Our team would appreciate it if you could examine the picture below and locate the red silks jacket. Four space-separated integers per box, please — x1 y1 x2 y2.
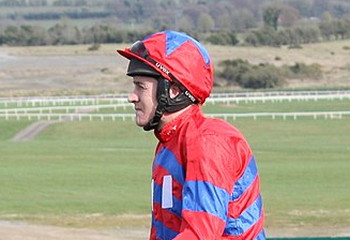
150 105 266 240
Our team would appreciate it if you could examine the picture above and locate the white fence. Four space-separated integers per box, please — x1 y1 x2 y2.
0 103 131 114
0 113 135 121
206 91 350 104
1 90 350 107
207 111 350 120
209 90 350 98
0 96 128 108
0 91 349 121
1 111 349 122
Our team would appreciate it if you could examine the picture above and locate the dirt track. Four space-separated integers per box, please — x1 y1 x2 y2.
0 220 149 240
1 220 350 240
11 107 97 141
0 47 131 95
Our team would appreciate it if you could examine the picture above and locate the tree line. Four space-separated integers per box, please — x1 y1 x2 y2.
1 0 350 32
0 23 239 46
0 0 87 7
1 0 350 47
1 17 350 47
243 4 350 47
246 18 350 47
9 10 113 21
0 24 153 46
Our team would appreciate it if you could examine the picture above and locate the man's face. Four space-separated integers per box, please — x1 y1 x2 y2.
128 76 158 127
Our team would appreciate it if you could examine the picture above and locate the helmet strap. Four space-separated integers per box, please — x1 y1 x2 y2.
143 77 198 131
142 78 170 131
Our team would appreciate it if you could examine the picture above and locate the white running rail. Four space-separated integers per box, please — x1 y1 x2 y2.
1 111 349 121
1 90 350 107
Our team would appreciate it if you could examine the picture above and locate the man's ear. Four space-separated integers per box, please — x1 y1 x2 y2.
169 84 181 99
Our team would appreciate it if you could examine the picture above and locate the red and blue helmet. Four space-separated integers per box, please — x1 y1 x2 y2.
117 30 214 104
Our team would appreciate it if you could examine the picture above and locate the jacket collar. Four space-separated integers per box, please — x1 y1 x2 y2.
155 105 200 142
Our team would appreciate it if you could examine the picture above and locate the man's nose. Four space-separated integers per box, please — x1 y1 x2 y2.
128 92 138 103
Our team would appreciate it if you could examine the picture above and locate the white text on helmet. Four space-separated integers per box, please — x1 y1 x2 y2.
184 90 197 103
155 62 170 75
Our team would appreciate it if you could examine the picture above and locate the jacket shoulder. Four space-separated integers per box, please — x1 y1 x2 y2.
198 117 245 140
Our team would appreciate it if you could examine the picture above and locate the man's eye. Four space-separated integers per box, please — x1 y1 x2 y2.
137 83 146 90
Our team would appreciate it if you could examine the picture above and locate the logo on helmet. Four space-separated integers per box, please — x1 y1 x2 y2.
184 90 197 103
155 62 170 75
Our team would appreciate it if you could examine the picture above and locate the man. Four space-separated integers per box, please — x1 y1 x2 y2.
117 30 266 240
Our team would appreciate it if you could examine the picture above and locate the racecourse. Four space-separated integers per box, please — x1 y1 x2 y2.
0 94 349 237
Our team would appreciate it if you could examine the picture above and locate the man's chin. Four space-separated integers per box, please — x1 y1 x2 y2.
135 118 149 127
136 122 146 127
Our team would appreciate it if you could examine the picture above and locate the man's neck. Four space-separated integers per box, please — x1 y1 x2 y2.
157 105 194 131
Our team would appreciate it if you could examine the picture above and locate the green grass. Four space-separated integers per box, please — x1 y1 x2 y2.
0 101 349 229
203 99 350 113
0 121 156 214
0 120 34 140
231 118 350 228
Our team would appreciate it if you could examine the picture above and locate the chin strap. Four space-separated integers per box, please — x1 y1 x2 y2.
143 77 198 131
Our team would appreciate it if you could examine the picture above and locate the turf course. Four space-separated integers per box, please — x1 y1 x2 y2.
0 99 349 232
